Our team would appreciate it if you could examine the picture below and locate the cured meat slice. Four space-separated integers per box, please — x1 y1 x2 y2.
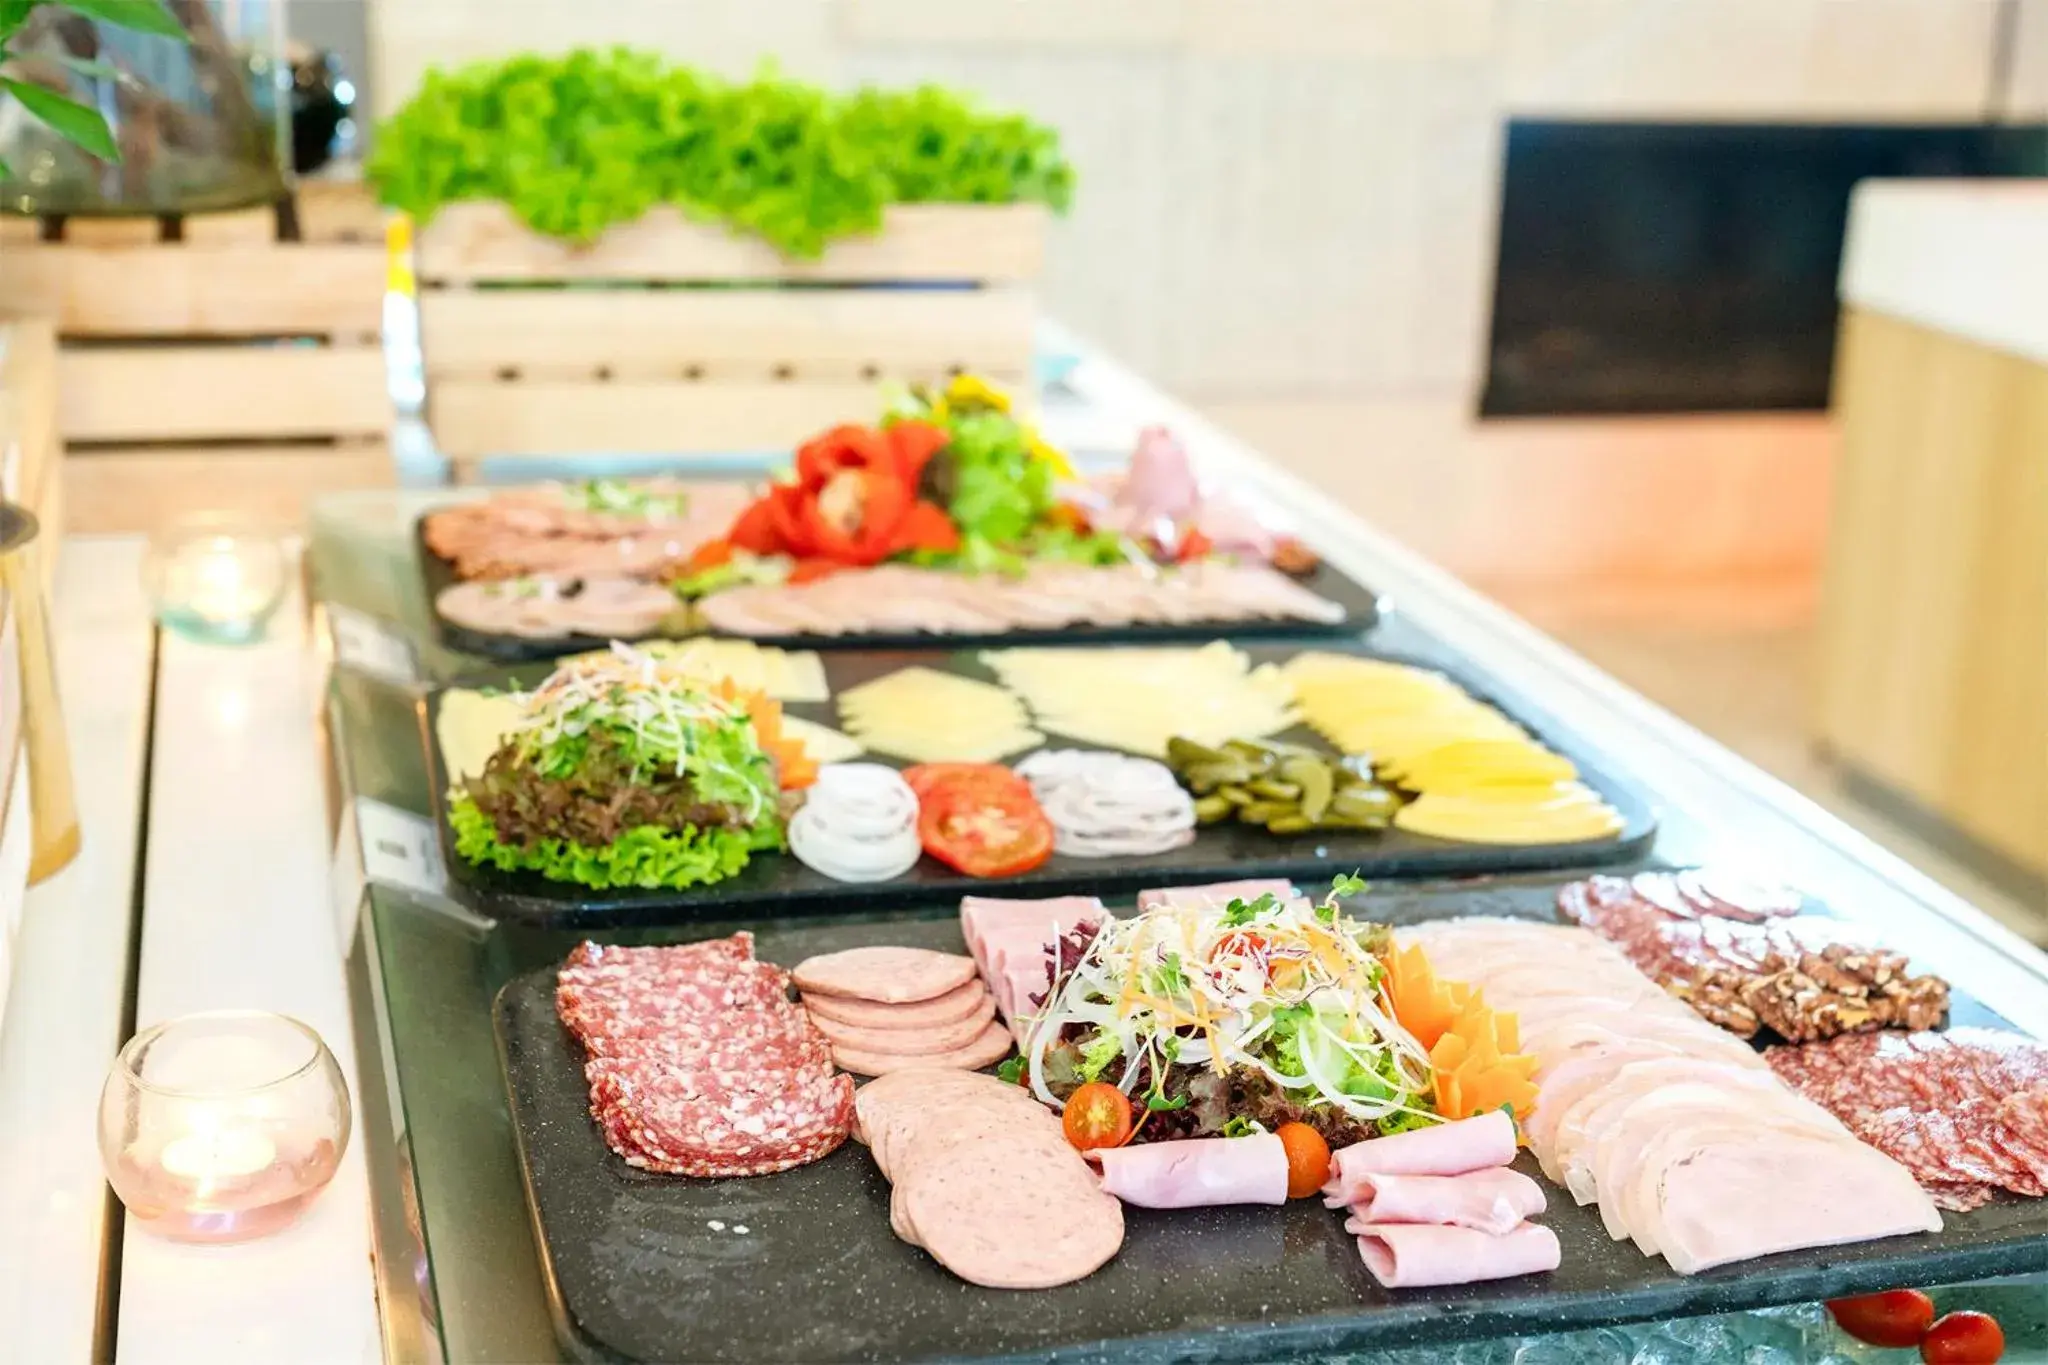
791 947 979 1004
1135 878 1295 912
801 980 991 1030
1351 1222 1561 1288
831 1019 1015 1078
1088 1135 1290 1208
1327 1168 1546 1236
1324 1111 1516 1188
1646 1131 1940 1274
806 993 999 1055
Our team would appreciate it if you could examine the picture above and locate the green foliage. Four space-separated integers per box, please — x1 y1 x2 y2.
0 0 186 178
448 791 768 891
366 49 1074 258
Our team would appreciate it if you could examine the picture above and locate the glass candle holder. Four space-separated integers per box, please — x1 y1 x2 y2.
140 517 289 645
99 1011 352 1243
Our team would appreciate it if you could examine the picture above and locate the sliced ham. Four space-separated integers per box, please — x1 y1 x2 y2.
1326 1168 1546 1236
1135 879 1296 912
1324 1110 1517 1191
1648 1131 1941 1274
1352 1222 1561 1289
1088 1136 1290 1209
958 895 1108 1031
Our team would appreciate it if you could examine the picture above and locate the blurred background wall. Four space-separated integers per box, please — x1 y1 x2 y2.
309 0 2044 405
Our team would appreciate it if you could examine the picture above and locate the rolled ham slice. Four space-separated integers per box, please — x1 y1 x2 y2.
1135 879 1296 912
1353 1222 1560 1289
1089 1136 1290 1209
1330 1168 1546 1236
1325 1111 1518 1196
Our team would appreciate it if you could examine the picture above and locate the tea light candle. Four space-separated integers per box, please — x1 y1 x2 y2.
99 1011 352 1243
140 521 289 645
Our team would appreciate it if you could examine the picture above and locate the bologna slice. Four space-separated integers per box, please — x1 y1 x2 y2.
899 1131 1125 1289
832 1019 1015 1078
807 994 999 1055
792 946 979 1004
801 979 991 1030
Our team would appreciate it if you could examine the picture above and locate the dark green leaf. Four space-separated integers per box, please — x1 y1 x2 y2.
53 0 184 39
0 0 37 43
1 78 117 160
994 1055 1027 1086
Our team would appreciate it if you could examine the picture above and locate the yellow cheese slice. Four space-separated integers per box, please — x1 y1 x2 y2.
435 688 524 782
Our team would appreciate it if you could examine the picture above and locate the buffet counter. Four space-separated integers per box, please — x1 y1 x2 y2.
2 327 2045 1361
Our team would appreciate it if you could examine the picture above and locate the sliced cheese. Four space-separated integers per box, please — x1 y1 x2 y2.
435 688 524 782
837 667 1042 764
983 642 1296 758
779 716 864 765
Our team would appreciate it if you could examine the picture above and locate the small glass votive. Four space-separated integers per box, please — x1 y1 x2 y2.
99 1011 352 1243
140 517 290 645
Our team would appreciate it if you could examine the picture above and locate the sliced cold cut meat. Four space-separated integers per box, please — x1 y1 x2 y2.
1352 1221 1561 1288
1324 1110 1517 1192
807 993 999 1055
832 1019 1015 1078
898 1129 1125 1289
1135 878 1295 912
1089 1135 1290 1208
802 980 992 1030
1325 1168 1547 1236
792 946 980 1004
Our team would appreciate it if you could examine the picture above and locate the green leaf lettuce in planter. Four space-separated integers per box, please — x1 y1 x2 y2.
366 49 1074 259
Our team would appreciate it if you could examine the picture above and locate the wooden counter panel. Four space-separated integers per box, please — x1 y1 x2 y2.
1818 308 2048 872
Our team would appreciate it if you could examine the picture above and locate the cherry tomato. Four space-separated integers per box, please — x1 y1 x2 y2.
1062 1082 1134 1151
1826 1290 1936 1348
1921 1311 2005 1364
1274 1121 1331 1199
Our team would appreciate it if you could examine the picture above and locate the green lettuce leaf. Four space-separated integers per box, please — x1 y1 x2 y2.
449 791 772 890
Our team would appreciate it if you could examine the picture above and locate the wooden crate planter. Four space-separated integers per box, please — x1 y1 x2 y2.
0 191 393 534
413 203 1045 478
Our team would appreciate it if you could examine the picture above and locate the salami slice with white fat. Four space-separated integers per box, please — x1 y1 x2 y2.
831 1019 1015 1078
791 946 979 1004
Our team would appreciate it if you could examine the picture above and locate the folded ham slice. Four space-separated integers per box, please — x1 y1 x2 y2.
1328 1168 1546 1236
1352 1221 1561 1289
958 895 1108 1033
1089 1136 1290 1209
1324 1110 1518 1196
1135 879 1296 912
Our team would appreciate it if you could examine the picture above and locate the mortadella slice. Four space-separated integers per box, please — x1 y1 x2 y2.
1136 879 1296 912
1353 1221 1560 1288
1329 1167 1547 1235
1089 1136 1290 1209
1325 1111 1518 1196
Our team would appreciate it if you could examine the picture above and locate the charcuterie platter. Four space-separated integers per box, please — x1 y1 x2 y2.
493 876 2048 1364
416 380 1381 660
424 639 1656 928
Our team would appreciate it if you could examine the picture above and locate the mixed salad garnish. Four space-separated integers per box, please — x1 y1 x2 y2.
1016 877 1440 1148
448 645 787 890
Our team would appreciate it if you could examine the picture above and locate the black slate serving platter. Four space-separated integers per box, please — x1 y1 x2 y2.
416 514 1383 662
493 880 2046 1365
426 640 1658 929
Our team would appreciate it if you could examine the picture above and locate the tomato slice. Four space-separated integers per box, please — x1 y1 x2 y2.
902 763 1029 801
917 781 1053 878
1921 1311 2004 1364
1827 1290 1935 1349
1062 1082 1134 1151
1274 1121 1331 1199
